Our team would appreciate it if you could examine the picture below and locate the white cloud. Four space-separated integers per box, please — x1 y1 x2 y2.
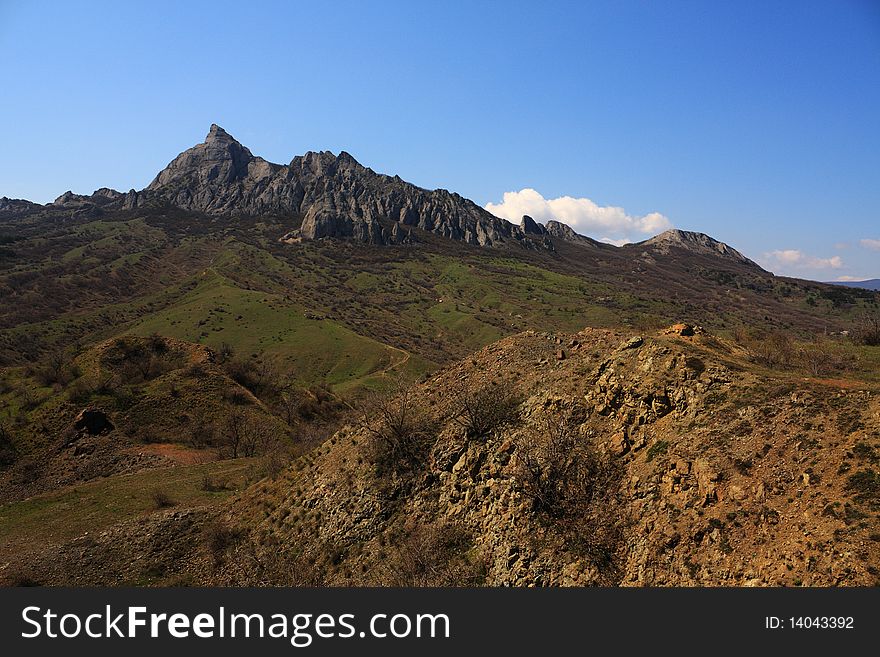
484 188 672 242
860 238 880 251
762 249 843 271
600 237 631 247
834 275 863 282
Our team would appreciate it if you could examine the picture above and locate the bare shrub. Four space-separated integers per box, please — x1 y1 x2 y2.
796 340 856 376
67 378 93 404
735 328 794 369
852 312 880 347
136 425 162 444
188 422 216 449
151 490 176 509
204 520 244 564
452 380 521 439
222 358 280 400
216 341 234 363
224 387 252 406
260 444 291 480
201 475 232 492
33 351 81 388
103 335 183 383
214 535 327 586
219 411 277 459
382 522 486 586
358 379 435 481
512 414 627 579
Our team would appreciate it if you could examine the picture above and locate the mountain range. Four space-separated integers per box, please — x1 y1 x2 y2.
825 279 880 291
8 124 758 264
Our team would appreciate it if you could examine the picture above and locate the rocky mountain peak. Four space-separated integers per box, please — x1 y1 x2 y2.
520 215 546 235
205 123 235 144
146 124 260 194
544 220 602 246
640 229 757 267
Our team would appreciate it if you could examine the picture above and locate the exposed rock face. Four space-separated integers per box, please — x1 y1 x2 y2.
0 197 40 213
544 220 602 246
639 229 757 267
145 124 283 214
520 214 546 235
140 125 531 248
53 188 125 209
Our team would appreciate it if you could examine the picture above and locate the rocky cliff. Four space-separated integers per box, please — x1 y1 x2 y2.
138 125 528 247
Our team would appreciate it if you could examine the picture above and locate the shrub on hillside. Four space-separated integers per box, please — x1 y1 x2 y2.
221 358 280 400
852 313 880 347
512 414 627 578
383 522 486 586
796 340 856 376
204 520 244 564
32 351 81 388
452 380 521 439
102 335 184 384
360 382 435 480
151 490 176 509
0 422 16 468
740 329 794 368
219 411 278 459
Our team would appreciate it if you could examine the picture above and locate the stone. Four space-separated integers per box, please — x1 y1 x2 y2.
520 215 546 235
73 408 113 435
693 458 719 506
728 484 747 502
610 431 629 456
620 336 644 350
665 323 695 336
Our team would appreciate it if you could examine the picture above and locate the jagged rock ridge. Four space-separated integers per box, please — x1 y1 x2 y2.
140 124 529 247
27 124 758 266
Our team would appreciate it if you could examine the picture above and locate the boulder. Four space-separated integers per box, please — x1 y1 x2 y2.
520 215 546 235
665 323 695 336
73 408 114 435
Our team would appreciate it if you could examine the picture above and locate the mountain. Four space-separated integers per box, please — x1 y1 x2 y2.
826 279 880 291
39 125 755 265
636 229 759 267
138 124 528 248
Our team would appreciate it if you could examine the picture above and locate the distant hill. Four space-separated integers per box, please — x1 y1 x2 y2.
826 279 880 291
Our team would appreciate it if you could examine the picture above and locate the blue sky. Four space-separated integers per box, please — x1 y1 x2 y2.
1 0 878 280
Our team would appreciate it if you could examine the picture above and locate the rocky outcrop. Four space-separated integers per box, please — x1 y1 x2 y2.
30 125 759 265
138 125 535 248
201 325 879 587
544 219 603 246
0 197 40 214
638 229 758 267
520 215 546 235
72 408 114 435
